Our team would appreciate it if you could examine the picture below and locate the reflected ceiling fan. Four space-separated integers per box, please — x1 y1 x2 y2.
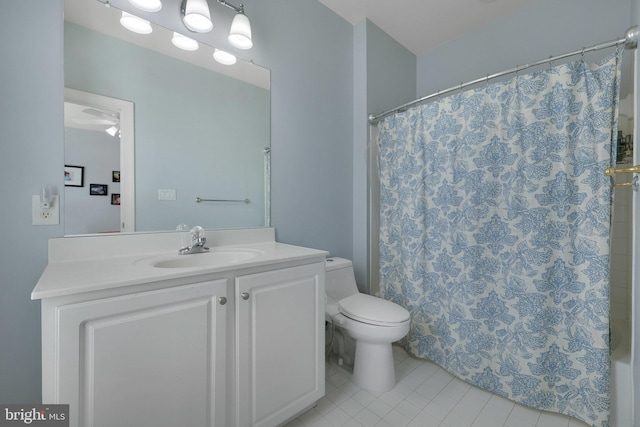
72 108 121 136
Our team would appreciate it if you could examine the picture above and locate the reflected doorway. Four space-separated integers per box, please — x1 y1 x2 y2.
64 88 135 234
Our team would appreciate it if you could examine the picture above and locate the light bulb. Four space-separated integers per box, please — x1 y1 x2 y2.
228 12 252 49
213 49 237 65
128 0 162 12
182 0 213 33
106 126 119 137
171 32 199 51
120 11 152 34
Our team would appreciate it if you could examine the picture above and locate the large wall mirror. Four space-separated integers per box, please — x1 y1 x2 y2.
63 0 270 235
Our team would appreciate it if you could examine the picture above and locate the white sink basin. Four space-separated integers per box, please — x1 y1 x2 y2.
148 248 263 269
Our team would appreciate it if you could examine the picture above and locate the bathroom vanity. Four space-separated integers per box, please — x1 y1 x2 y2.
32 228 327 427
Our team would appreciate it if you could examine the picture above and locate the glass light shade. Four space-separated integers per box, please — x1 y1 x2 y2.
213 49 237 65
106 126 119 137
120 11 152 34
228 12 252 49
171 32 199 51
182 0 213 33
128 0 162 12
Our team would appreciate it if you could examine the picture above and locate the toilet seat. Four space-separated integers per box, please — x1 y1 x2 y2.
338 294 410 327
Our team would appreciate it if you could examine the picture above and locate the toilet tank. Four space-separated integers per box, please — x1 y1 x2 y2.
325 257 360 303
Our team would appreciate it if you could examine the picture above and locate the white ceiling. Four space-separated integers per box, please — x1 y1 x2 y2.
318 0 536 55
64 102 120 132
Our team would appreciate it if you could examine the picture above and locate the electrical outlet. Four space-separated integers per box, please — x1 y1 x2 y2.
32 195 60 225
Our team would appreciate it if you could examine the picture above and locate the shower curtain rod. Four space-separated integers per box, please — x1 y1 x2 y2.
368 26 639 125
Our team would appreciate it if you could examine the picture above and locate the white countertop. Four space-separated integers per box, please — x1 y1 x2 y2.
32 229 328 300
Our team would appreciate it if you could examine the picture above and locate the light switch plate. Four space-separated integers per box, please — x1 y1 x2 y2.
32 195 60 225
158 189 176 200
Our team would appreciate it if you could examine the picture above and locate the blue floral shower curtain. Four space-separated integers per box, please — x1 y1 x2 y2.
377 51 622 427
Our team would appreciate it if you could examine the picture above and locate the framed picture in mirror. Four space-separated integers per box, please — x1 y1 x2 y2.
64 165 84 187
89 184 108 196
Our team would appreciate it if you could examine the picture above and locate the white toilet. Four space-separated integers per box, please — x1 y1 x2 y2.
325 257 410 392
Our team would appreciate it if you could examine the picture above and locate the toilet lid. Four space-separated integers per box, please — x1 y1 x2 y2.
338 294 410 326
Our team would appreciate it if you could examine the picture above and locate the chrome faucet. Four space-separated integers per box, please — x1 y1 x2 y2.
179 226 210 255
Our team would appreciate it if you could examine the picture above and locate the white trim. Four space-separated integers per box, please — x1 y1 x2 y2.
64 88 135 233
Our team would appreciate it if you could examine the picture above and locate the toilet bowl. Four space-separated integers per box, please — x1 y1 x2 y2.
325 257 410 392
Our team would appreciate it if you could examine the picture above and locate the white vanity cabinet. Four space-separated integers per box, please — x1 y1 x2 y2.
235 263 325 427
35 235 327 427
42 279 229 427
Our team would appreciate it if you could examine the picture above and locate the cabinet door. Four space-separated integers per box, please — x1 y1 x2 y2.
55 280 228 427
236 263 325 427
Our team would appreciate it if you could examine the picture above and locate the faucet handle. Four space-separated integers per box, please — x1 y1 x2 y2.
190 226 205 240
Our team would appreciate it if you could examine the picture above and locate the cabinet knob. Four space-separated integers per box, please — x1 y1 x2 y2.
218 297 227 305
241 292 250 300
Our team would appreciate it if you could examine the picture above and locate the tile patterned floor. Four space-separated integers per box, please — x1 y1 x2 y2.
285 346 589 427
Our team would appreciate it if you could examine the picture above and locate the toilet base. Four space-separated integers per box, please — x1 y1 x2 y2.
352 341 396 392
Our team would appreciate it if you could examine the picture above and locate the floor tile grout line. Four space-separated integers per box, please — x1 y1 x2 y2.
288 346 588 427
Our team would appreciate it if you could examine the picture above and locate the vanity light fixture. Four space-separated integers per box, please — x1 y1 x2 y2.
180 0 253 49
220 2 252 49
213 48 237 65
128 0 162 13
171 32 199 51
181 0 214 33
120 11 153 34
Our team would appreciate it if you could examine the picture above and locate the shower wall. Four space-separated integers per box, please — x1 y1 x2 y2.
612 100 634 323
611 173 633 322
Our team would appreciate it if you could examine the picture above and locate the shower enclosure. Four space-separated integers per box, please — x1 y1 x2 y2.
367 29 639 426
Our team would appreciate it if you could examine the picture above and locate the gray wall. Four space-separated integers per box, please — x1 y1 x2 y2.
255 1 354 257
353 20 416 291
0 0 64 403
64 127 120 235
417 0 633 99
